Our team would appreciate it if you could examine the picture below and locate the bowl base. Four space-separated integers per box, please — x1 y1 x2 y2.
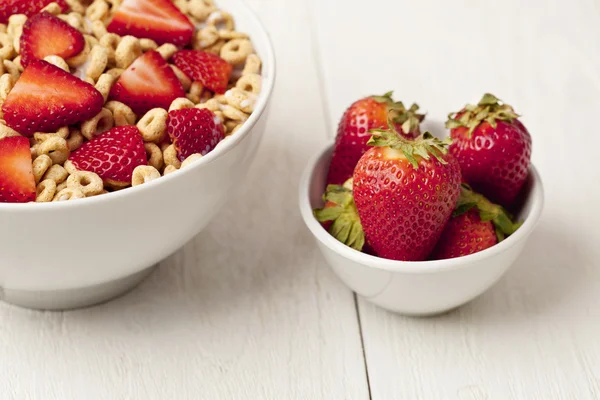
0 265 157 311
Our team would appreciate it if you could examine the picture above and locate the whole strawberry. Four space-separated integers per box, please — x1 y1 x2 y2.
313 179 365 251
446 93 531 207
326 92 424 185
352 130 461 261
430 184 521 260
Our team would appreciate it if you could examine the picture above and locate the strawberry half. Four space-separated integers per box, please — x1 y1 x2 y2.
68 126 147 185
0 0 68 23
327 92 424 186
2 60 104 136
20 12 85 68
430 184 521 260
109 50 185 115
171 50 232 94
446 93 532 207
0 136 35 203
167 108 224 161
106 0 194 47
353 130 462 261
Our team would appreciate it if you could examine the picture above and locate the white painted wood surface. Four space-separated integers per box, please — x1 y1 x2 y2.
2 0 600 398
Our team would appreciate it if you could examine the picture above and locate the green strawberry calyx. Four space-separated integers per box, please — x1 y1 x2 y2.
453 183 522 241
313 182 365 251
445 93 520 137
370 91 425 136
367 129 452 169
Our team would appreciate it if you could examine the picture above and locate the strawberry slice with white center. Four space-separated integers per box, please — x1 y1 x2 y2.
20 11 85 68
2 60 104 136
68 126 147 186
171 50 233 94
167 108 224 161
106 0 194 47
109 50 185 115
0 136 36 203
0 0 68 24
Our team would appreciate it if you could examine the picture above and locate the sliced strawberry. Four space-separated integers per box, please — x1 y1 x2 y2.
172 50 232 94
20 12 85 68
167 108 224 161
106 0 194 47
2 60 104 136
68 126 147 185
109 50 185 115
0 136 35 203
0 0 68 24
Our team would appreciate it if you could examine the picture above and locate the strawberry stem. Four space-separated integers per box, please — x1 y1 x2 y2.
445 93 520 137
367 130 452 169
314 184 365 251
453 184 521 241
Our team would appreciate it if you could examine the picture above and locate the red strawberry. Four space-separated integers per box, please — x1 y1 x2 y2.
2 60 104 136
68 126 147 185
106 0 194 47
327 92 424 186
352 130 462 261
0 136 35 203
20 11 85 68
171 50 232 94
446 93 532 207
313 179 365 251
430 184 521 260
167 108 224 161
109 50 185 115
0 0 68 23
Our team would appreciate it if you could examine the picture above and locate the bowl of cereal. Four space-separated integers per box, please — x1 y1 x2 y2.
0 0 275 309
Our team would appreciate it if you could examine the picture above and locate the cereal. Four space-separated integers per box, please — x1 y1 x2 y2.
32 154 53 184
170 65 192 91
131 165 160 186
220 38 253 65
168 97 195 112
53 187 85 201
37 136 70 164
0 0 262 203
43 164 69 184
144 142 164 171
181 153 202 168
105 101 136 126
43 55 70 72
81 108 114 140
36 179 57 202
67 170 103 196
156 43 178 60
163 144 181 168
115 35 141 69
87 45 109 81
137 108 167 143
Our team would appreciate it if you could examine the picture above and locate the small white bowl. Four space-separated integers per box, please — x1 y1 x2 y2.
0 0 275 310
299 143 544 316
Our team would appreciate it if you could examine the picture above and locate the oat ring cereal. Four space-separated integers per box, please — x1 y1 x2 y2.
0 0 263 203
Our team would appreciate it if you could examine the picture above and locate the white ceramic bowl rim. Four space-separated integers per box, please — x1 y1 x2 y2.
0 1 276 211
299 144 545 274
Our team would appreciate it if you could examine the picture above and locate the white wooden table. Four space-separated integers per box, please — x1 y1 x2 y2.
2 0 599 398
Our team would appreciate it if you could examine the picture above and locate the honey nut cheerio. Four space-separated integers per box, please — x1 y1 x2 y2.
0 0 263 204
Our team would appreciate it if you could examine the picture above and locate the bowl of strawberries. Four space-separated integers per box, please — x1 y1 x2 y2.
0 0 274 309
300 93 543 316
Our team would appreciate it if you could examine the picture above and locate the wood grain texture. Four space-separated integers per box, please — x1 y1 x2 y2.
0 1 370 399
312 0 600 398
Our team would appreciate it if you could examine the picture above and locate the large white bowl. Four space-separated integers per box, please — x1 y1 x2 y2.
0 0 275 310
300 144 544 316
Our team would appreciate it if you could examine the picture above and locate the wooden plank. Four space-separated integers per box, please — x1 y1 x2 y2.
0 1 370 399
312 0 600 398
